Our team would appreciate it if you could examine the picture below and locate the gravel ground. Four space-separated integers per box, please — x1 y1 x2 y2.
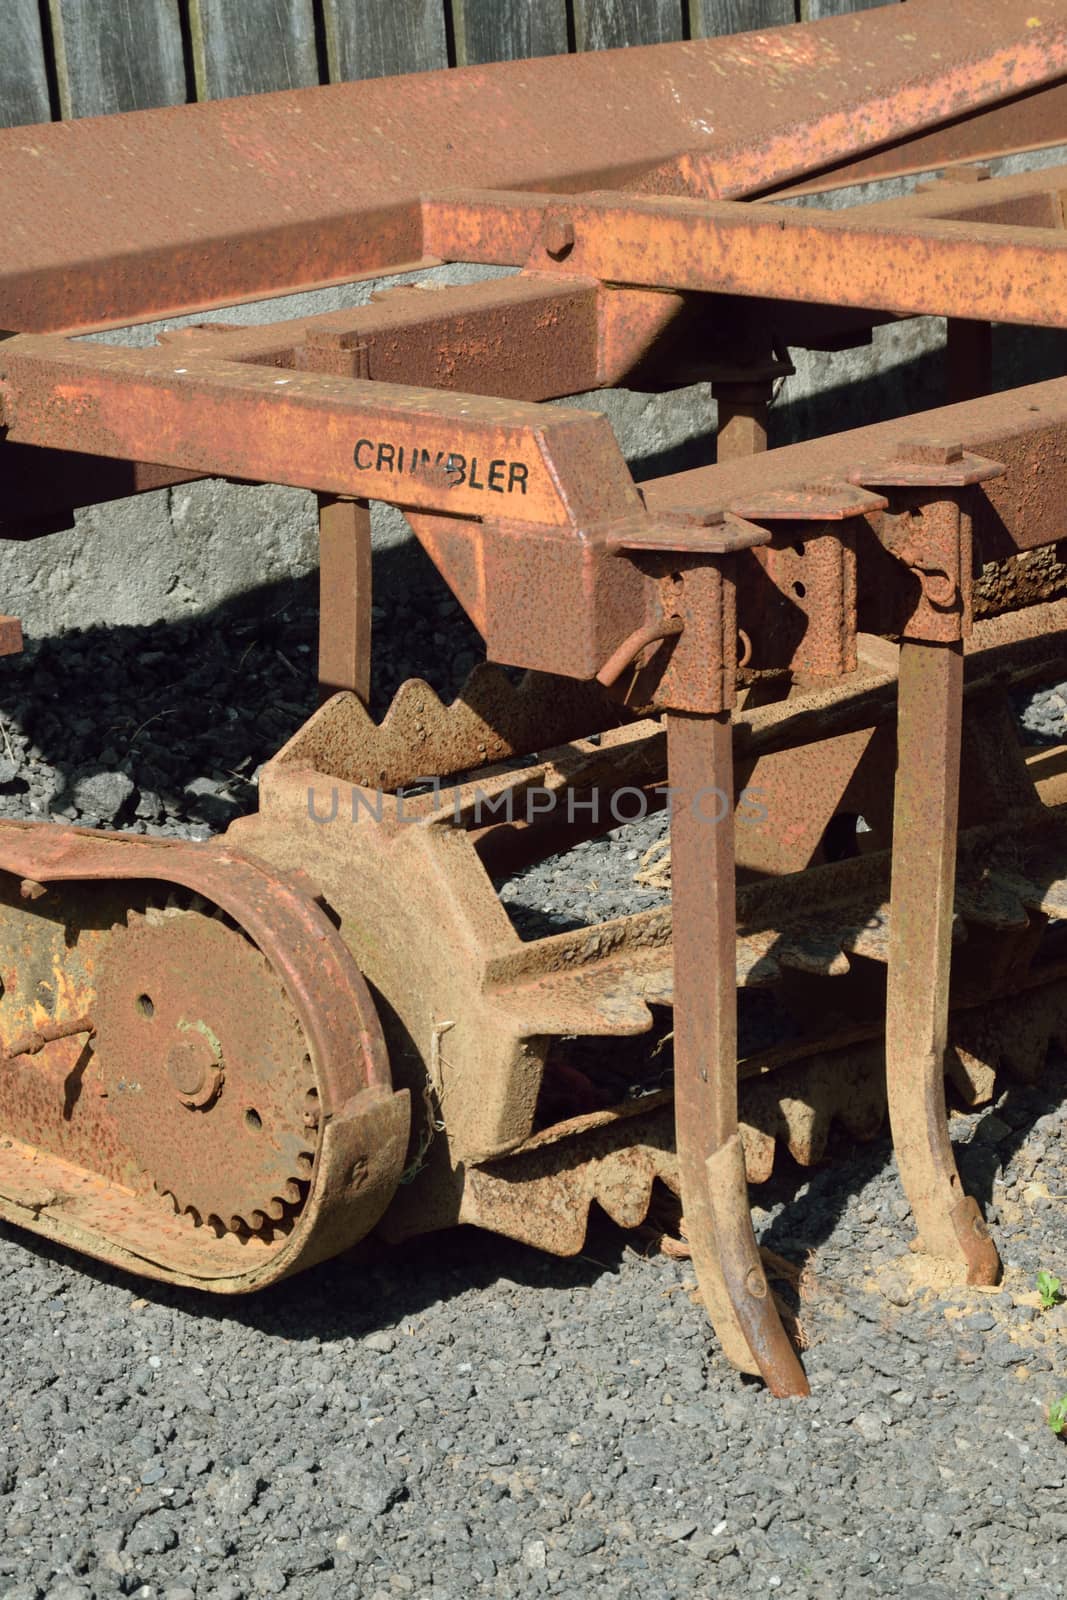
0 583 1066 1599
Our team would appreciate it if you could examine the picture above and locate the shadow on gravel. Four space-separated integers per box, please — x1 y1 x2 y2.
0 539 488 831
956 1053 1067 1212
755 1053 1067 1280
0 1209 635 1347
2 1056 1063 1356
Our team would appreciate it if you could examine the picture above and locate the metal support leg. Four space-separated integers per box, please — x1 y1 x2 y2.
946 318 992 405
715 397 768 463
668 709 809 1396
317 493 372 705
711 348 791 465
886 639 1000 1283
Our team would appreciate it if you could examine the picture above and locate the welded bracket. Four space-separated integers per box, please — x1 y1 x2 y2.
848 438 1004 641
605 507 770 713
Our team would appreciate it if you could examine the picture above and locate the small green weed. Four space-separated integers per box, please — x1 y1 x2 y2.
1048 1397 1067 1436
1037 1270 1063 1311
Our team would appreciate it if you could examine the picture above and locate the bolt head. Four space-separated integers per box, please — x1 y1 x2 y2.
660 504 725 528
898 438 964 465
168 1033 223 1109
543 216 576 260
745 1266 768 1300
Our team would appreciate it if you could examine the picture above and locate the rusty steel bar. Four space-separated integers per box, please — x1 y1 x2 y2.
0 277 670 526
220 274 608 397
2 1014 95 1061
317 495 372 704
0 336 642 529
829 161 1067 225
0 618 22 656
644 378 1067 559
0 1 1063 333
886 638 1001 1285
8 340 1067 564
422 186 1067 328
766 81 1067 199
158 272 717 400
710 349 791 466
714 400 768 465
668 710 808 1394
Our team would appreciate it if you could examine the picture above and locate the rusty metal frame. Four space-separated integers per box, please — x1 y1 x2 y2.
3 0 1067 1396
422 169 1067 326
2 0 1066 334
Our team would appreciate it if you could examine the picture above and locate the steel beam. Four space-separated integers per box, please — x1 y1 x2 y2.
0 335 642 528
0 0 1063 332
422 182 1067 328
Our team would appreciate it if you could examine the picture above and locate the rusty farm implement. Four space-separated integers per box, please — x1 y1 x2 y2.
2 0 1067 1396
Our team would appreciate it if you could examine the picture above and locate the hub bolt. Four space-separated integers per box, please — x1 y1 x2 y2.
168 1025 224 1109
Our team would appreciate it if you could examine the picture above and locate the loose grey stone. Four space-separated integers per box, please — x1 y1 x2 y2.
660 1520 698 1542
70 769 135 822
852 1412 886 1444
207 1467 259 1518
363 1331 396 1354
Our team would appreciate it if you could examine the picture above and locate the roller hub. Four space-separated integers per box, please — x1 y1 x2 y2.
166 1027 224 1109
94 896 317 1233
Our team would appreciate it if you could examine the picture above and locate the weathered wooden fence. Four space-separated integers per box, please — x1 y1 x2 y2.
4 0 890 127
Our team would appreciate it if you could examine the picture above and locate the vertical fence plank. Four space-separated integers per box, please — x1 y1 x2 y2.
573 0 684 50
802 0 895 16
689 0 796 33
451 0 568 66
806 0 895 15
0 1 53 127
322 0 448 80
48 0 186 117
188 0 319 99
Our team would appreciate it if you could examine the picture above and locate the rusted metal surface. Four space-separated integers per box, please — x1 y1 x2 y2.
0 825 408 1289
768 81 1067 199
423 179 1067 327
886 640 1001 1287
6 342 1067 702
281 664 617 789
317 494 372 704
5 4 1067 1399
0 334 641 525
3 1013 95 1059
2 0 1063 332
0 277 666 525
93 896 318 1233
667 710 808 1395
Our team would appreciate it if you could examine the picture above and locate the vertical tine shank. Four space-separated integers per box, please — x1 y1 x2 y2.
668 709 809 1396
317 493 373 705
886 638 1000 1284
